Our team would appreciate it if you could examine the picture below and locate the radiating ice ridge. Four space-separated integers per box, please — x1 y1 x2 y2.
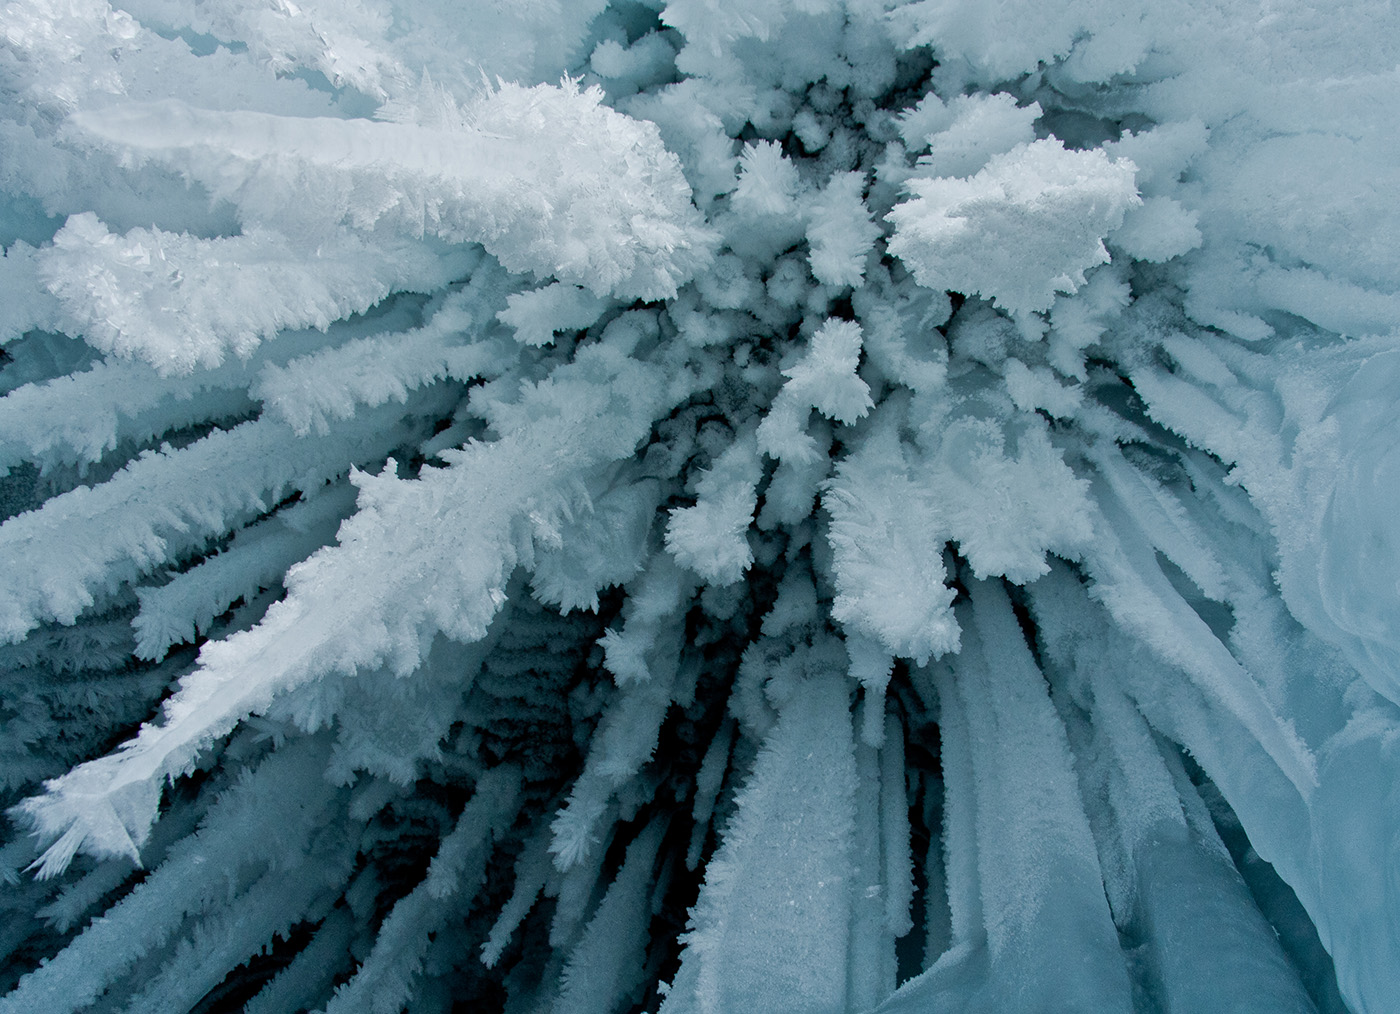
0 1 1396 1012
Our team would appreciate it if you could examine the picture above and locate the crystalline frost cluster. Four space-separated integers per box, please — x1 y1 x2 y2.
1 1 1398 1012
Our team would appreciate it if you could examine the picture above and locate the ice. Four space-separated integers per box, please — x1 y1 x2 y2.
661 663 856 1014
888 139 1139 315
883 581 1131 1013
4 0 1399 1011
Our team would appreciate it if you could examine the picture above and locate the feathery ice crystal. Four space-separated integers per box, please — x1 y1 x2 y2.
2 1 1398 1012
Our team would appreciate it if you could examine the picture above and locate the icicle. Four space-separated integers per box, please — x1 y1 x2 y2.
37 214 470 373
918 776 954 974
880 710 915 939
848 633 895 747
72 85 717 302
662 660 857 1014
1088 440 1230 602
121 848 353 1014
884 581 1132 1012
548 805 620 952
0 392 445 644
481 830 554 969
245 909 356 1014
848 701 897 1011
322 767 520 1014
551 819 667 1014
255 318 503 438
18 348 669 873
758 318 874 463
133 482 358 661
1 736 340 1013
554 614 681 868
925 663 980 949
1126 747 1318 1014
687 719 734 871
1082 492 1318 797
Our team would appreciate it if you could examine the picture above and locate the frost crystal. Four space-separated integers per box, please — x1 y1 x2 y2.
888 138 1140 315
1 2 1396 1013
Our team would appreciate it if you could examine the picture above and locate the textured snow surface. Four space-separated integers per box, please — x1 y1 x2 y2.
0 0 1396 1012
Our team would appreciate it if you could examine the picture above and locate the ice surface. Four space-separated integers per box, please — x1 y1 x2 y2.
3 0 1399 1011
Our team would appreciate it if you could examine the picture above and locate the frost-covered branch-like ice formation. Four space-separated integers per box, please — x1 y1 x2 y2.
1 1 1397 1012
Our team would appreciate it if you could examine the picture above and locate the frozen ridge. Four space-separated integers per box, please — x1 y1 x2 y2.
0 0 1395 1012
